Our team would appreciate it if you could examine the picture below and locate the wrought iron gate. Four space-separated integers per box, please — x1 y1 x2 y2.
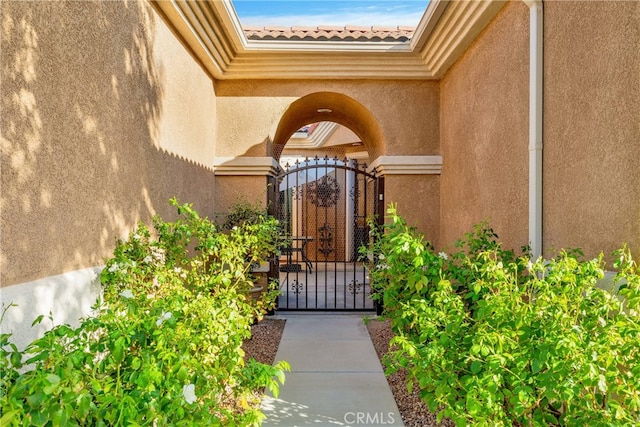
269 157 382 311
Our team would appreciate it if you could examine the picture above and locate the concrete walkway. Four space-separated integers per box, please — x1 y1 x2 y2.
261 314 404 427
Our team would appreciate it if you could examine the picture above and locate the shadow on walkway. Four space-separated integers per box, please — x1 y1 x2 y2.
262 314 403 427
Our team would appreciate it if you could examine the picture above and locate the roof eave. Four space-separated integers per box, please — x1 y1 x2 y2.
151 0 506 81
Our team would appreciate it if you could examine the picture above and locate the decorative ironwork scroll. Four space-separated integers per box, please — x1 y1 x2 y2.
292 186 303 201
318 223 334 257
291 280 304 294
348 279 363 295
308 175 340 207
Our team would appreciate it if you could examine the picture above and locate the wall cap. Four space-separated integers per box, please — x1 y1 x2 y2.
213 157 280 176
369 155 442 175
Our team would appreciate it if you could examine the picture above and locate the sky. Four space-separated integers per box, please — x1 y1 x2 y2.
231 0 430 28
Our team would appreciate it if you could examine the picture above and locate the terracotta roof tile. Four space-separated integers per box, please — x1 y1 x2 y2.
243 25 415 42
371 26 397 32
317 25 344 31
291 26 317 32
344 25 371 32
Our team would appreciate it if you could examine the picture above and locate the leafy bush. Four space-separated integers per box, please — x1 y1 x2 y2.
1 199 288 426
367 205 640 426
221 200 269 231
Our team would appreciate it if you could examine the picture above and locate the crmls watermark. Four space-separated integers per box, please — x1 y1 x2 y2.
343 412 396 425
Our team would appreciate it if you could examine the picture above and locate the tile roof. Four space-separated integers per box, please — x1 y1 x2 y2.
243 25 415 42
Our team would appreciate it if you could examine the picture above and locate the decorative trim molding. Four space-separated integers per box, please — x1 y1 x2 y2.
368 155 442 175
286 122 338 149
213 157 280 176
151 0 506 80
420 1 507 79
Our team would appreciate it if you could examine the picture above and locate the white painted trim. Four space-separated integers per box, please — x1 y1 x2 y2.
409 0 451 52
348 151 370 161
287 122 338 149
368 155 442 175
525 0 544 259
213 157 280 176
243 40 414 53
0 267 104 350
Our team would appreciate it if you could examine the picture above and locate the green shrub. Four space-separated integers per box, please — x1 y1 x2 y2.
0 199 288 426
368 204 640 426
221 200 269 231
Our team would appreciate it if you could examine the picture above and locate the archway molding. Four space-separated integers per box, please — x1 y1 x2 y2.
269 92 386 162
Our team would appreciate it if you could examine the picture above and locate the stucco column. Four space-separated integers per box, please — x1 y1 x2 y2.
369 156 442 246
213 157 279 215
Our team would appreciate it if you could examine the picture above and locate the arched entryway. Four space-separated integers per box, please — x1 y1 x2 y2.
269 91 386 162
267 93 385 311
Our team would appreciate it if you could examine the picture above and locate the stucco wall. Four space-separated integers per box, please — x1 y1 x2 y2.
214 176 269 220
214 80 440 160
385 175 440 247
543 1 640 260
1 0 216 287
439 1 529 252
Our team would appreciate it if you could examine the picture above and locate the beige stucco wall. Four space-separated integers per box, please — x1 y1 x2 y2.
1 0 216 287
543 1 640 261
439 1 529 252
214 176 269 220
323 125 361 147
385 175 440 247
214 80 440 160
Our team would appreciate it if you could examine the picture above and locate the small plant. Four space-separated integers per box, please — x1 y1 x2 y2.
222 200 269 231
220 199 284 315
0 199 289 426
368 205 640 426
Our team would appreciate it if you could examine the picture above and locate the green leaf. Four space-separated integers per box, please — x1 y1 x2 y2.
30 410 48 427
43 383 59 395
131 357 141 370
78 394 92 419
46 373 61 384
470 360 482 374
268 381 280 398
466 398 482 415
10 350 22 367
176 365 188 381
112 336 125 364
27 392 45 408
531 358 542 374
32 314 45 326
90 379 102 393
42 374 60 394
0 410 19 425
